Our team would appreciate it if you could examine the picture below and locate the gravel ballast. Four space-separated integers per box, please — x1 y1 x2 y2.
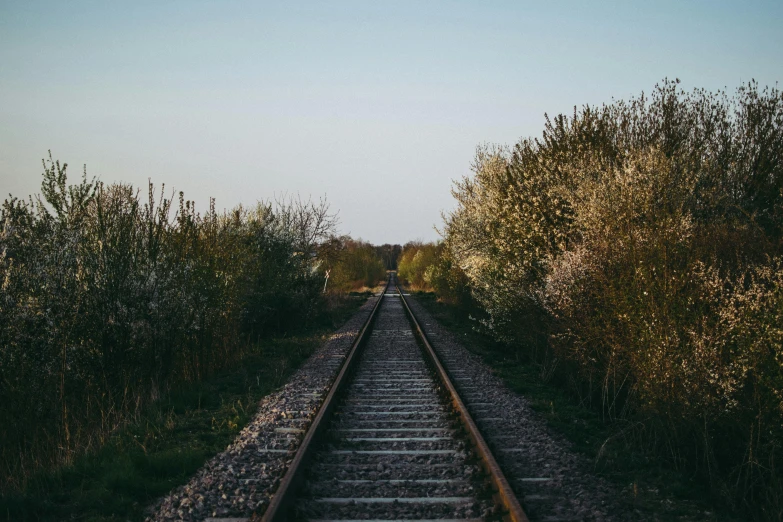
403 294 630 522
145 293 381 522
292 293 494 521
146 285 698 522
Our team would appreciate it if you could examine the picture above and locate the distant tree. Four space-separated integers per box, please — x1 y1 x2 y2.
375 243 402 270
320 236 386 292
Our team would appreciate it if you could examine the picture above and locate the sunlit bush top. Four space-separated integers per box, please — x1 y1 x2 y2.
435 80 783 515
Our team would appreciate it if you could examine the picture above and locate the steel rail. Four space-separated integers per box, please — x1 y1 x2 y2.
396 282 531 522
257 276 391 522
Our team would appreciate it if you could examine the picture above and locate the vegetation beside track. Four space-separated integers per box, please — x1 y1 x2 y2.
0 292 371 522
0 157 390 496
412 291 733 521
0 160 342 493
398 81 783 519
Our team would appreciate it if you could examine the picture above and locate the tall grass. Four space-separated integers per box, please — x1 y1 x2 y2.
0 155 337 492
434 80 783 517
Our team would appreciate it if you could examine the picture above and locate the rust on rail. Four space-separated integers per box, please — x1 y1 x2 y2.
396 282 531 522
258 276 391 522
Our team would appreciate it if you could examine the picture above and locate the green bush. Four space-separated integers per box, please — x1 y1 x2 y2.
396 242 470 306
397 242 440 290
0 155 337 492
440 80 783 515
320 237 386 292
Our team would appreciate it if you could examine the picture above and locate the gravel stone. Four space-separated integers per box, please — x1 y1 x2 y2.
405 293 641 521
291 292 493 521
144 292 382 521
146 282 694 522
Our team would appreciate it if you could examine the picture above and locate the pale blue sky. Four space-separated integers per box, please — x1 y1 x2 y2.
1 1 781 243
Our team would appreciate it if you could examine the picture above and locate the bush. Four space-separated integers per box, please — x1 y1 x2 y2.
320 237 386 292
441 80 783 515
0 155 337 491
397 242 440 290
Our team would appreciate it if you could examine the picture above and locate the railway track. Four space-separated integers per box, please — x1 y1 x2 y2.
258 274 529 522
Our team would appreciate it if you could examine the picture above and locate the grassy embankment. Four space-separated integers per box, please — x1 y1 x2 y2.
413 291 734 522
0 293 371 522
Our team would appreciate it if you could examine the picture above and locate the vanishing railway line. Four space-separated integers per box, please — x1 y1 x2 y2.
259 274 529 522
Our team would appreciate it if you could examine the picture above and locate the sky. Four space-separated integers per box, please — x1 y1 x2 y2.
1 1 782 244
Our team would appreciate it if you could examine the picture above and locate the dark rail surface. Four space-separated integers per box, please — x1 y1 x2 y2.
396 282 529 522
258 273 529 522
258 277 390 522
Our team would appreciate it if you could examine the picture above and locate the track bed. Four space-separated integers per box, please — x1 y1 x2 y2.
292 292 492 521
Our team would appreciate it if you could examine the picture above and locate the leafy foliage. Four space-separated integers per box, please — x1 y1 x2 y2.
435 80 783 516
397 242 470 305
319 237 386 292
0 156 337 491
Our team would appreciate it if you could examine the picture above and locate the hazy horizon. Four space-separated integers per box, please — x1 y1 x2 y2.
2 1 782 244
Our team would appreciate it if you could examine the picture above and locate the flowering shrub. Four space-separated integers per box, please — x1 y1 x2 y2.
0 156 337 490
439 81 783 514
